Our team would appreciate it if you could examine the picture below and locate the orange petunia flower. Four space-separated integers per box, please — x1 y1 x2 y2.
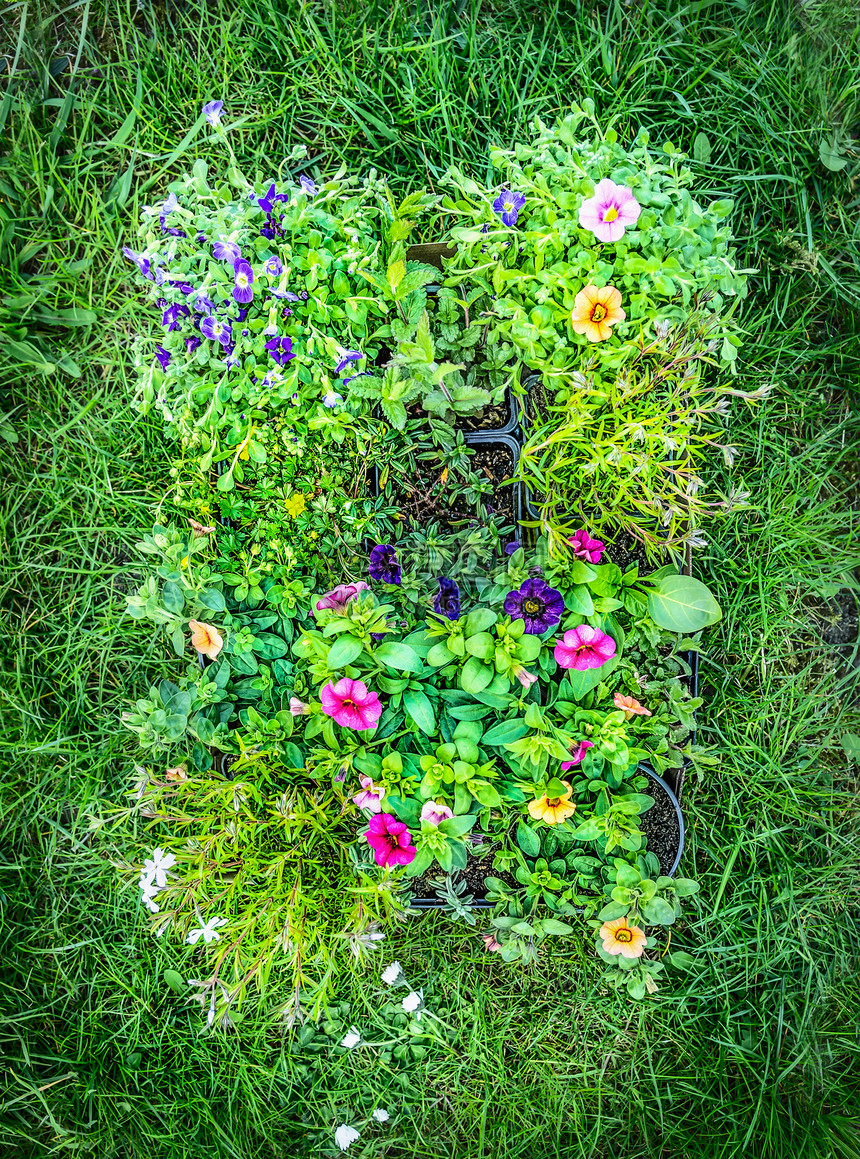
613 693 652 719
571 284 625 343
188 620 224 660
599 916 648 959
527 781 577 825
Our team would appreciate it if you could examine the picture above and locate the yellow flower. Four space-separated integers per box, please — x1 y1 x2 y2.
188 620 224 660
570 284 625 343
599 916 648 960
527 781 576 825
284 493 307 518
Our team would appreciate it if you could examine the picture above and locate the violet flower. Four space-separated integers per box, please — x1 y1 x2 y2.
369 544 401 585
159 192 185 236
492 190 526 227
264 336 295 366
299 174 317 196
256 183 288 214
202 100 223 126
433 577 461 621
194 291 216 314
323 389 343 408
213 239 242 265
161 303 190 331
233 260 254 304
334 350 363 374
504 540 521 556
503 577 564 634
154 345 171 370
263 256 283 277
185 335 202 354
123 247 152 279
199 315 233 347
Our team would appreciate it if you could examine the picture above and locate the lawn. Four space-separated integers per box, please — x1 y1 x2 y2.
2 0 860 1156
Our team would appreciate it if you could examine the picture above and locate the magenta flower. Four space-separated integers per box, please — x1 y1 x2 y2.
353 775 385 813
315 582 370 613
365 813 416 868
567 529 606 564
420 800 454 827
320 678 382 731
578 179 641 243
233 260 254 304
561 739 594 771
554 626 617 671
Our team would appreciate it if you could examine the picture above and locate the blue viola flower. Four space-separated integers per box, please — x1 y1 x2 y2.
433 577 461 621
504 540 521 555
185 335 202 355
334 350 363 374
123 246 152 279
264 336 295 366
233 261 254 304
161 303 190 331
299 174 317 196
263 256 283 277
212 240 242 266
199 315 233 347
159 192 185 237
283 291 300 302
194 291 216 314
492 190 526 227
323 389 343 408
154 345 171 370
203 100 223 126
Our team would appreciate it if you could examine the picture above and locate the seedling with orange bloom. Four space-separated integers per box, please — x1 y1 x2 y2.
599 915 648 959
570 284 625 342
613 693 652 719
527 780 576 825
188 619 224 660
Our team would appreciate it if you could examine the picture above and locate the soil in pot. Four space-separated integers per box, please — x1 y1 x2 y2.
638 776 681 877
407 847 517 901
469 441 518 524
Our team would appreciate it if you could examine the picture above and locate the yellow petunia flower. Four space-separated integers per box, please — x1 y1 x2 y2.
570 284 625 343
527 781 576 825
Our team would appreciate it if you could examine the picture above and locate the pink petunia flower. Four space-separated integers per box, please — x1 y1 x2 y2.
578 179 641 243
289 696 309 716
513 666 538 689
320 678 382 730
353 775 385 813
420 800 454 827
561 738 594 771
365 813 416 868
315 582 370 613
567 529 606 564
554 626 617 671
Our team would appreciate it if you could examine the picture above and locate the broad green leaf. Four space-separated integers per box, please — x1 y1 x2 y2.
162 581 185 613
482 719 529 745
460 656 493 694
540 918 573 936
516 821 541 858
640 896 676 925
403 689 435 735
647 574 722 632
163 969 185 993
327 634 364 669
375 641 424 673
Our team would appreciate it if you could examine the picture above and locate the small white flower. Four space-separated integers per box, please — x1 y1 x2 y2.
140 886 160 914
371 1108 389 1122
340 1026 361 1049
334 1124 360 1151
141 848 177 889
381 961 402 985
187 916 228 945
401 990 422 1015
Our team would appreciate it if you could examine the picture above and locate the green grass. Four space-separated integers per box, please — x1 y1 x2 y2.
2 0 860 1155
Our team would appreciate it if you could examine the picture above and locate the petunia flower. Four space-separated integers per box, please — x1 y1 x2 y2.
561 738 594 771
599 915 648 959
614 693 652 719
212 240 242 266
513 666 538 689
420 800 454 826
199 315 233 347
433 576 461 621
188 518 215 537
264 335 295 366
481 931 503 952
527 783 576 825
263 256 283 277
323 389 343 408
315 582 369 612
578 179 641 243
155 345 171 370
193 291 216 314
554 625 616 671
567 528 605 563
492 190 526 226
186 335 202 355
202 100 223 126
188 619 224 660
368 544 401 585
289 696 309 716
334 1125 360 1152
503 577 564 634
186 916 228 945
233 260 254 304
353 775 385 813
571 284 625 343
321 677 382 731
365 813 416 868
504 540 521 556
159 192 185 237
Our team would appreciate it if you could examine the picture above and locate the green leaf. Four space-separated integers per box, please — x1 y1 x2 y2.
516 822 541 858
841 733 860 763
465 608 498 634
375 641 424 673
669 951 697 971
482 719 529 746
163 969 186 993
647 575 722 632
460 656 493 694
465 632 494 660
597 901 629 921
197 587 226 612
540 918 573 936
640 896 676 925
427 641 454 667
327 634 364 669
403 689 435 735
693 132 712 163
564 656 619 699
162 581 185 614
819 133 848 172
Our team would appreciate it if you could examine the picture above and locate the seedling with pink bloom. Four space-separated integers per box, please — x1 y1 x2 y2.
353 775 385 813
554 625 616 670
365 814 416 868
320 678 382 730
578 178 641 243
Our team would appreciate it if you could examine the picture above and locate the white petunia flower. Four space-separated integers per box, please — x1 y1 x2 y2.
334 1124 360 1151
381 961 402 985
401 990 422 1016
186 916 228 945
340 1027 361 1049
371 1108 389 1122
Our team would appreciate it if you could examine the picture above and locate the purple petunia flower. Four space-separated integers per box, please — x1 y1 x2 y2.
492 190 526 227
161 303 190 331
334 350 363 375
213 240 242 266
154 345 171 370
503 577 565 634
203 100 223 126
369 544 401 585
504 540 521 556
264 335 295 366
263 256 283 277
199 315 233 347
299 174 317 196
433 577 461 621
123 247 152 279
233 260 254 304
